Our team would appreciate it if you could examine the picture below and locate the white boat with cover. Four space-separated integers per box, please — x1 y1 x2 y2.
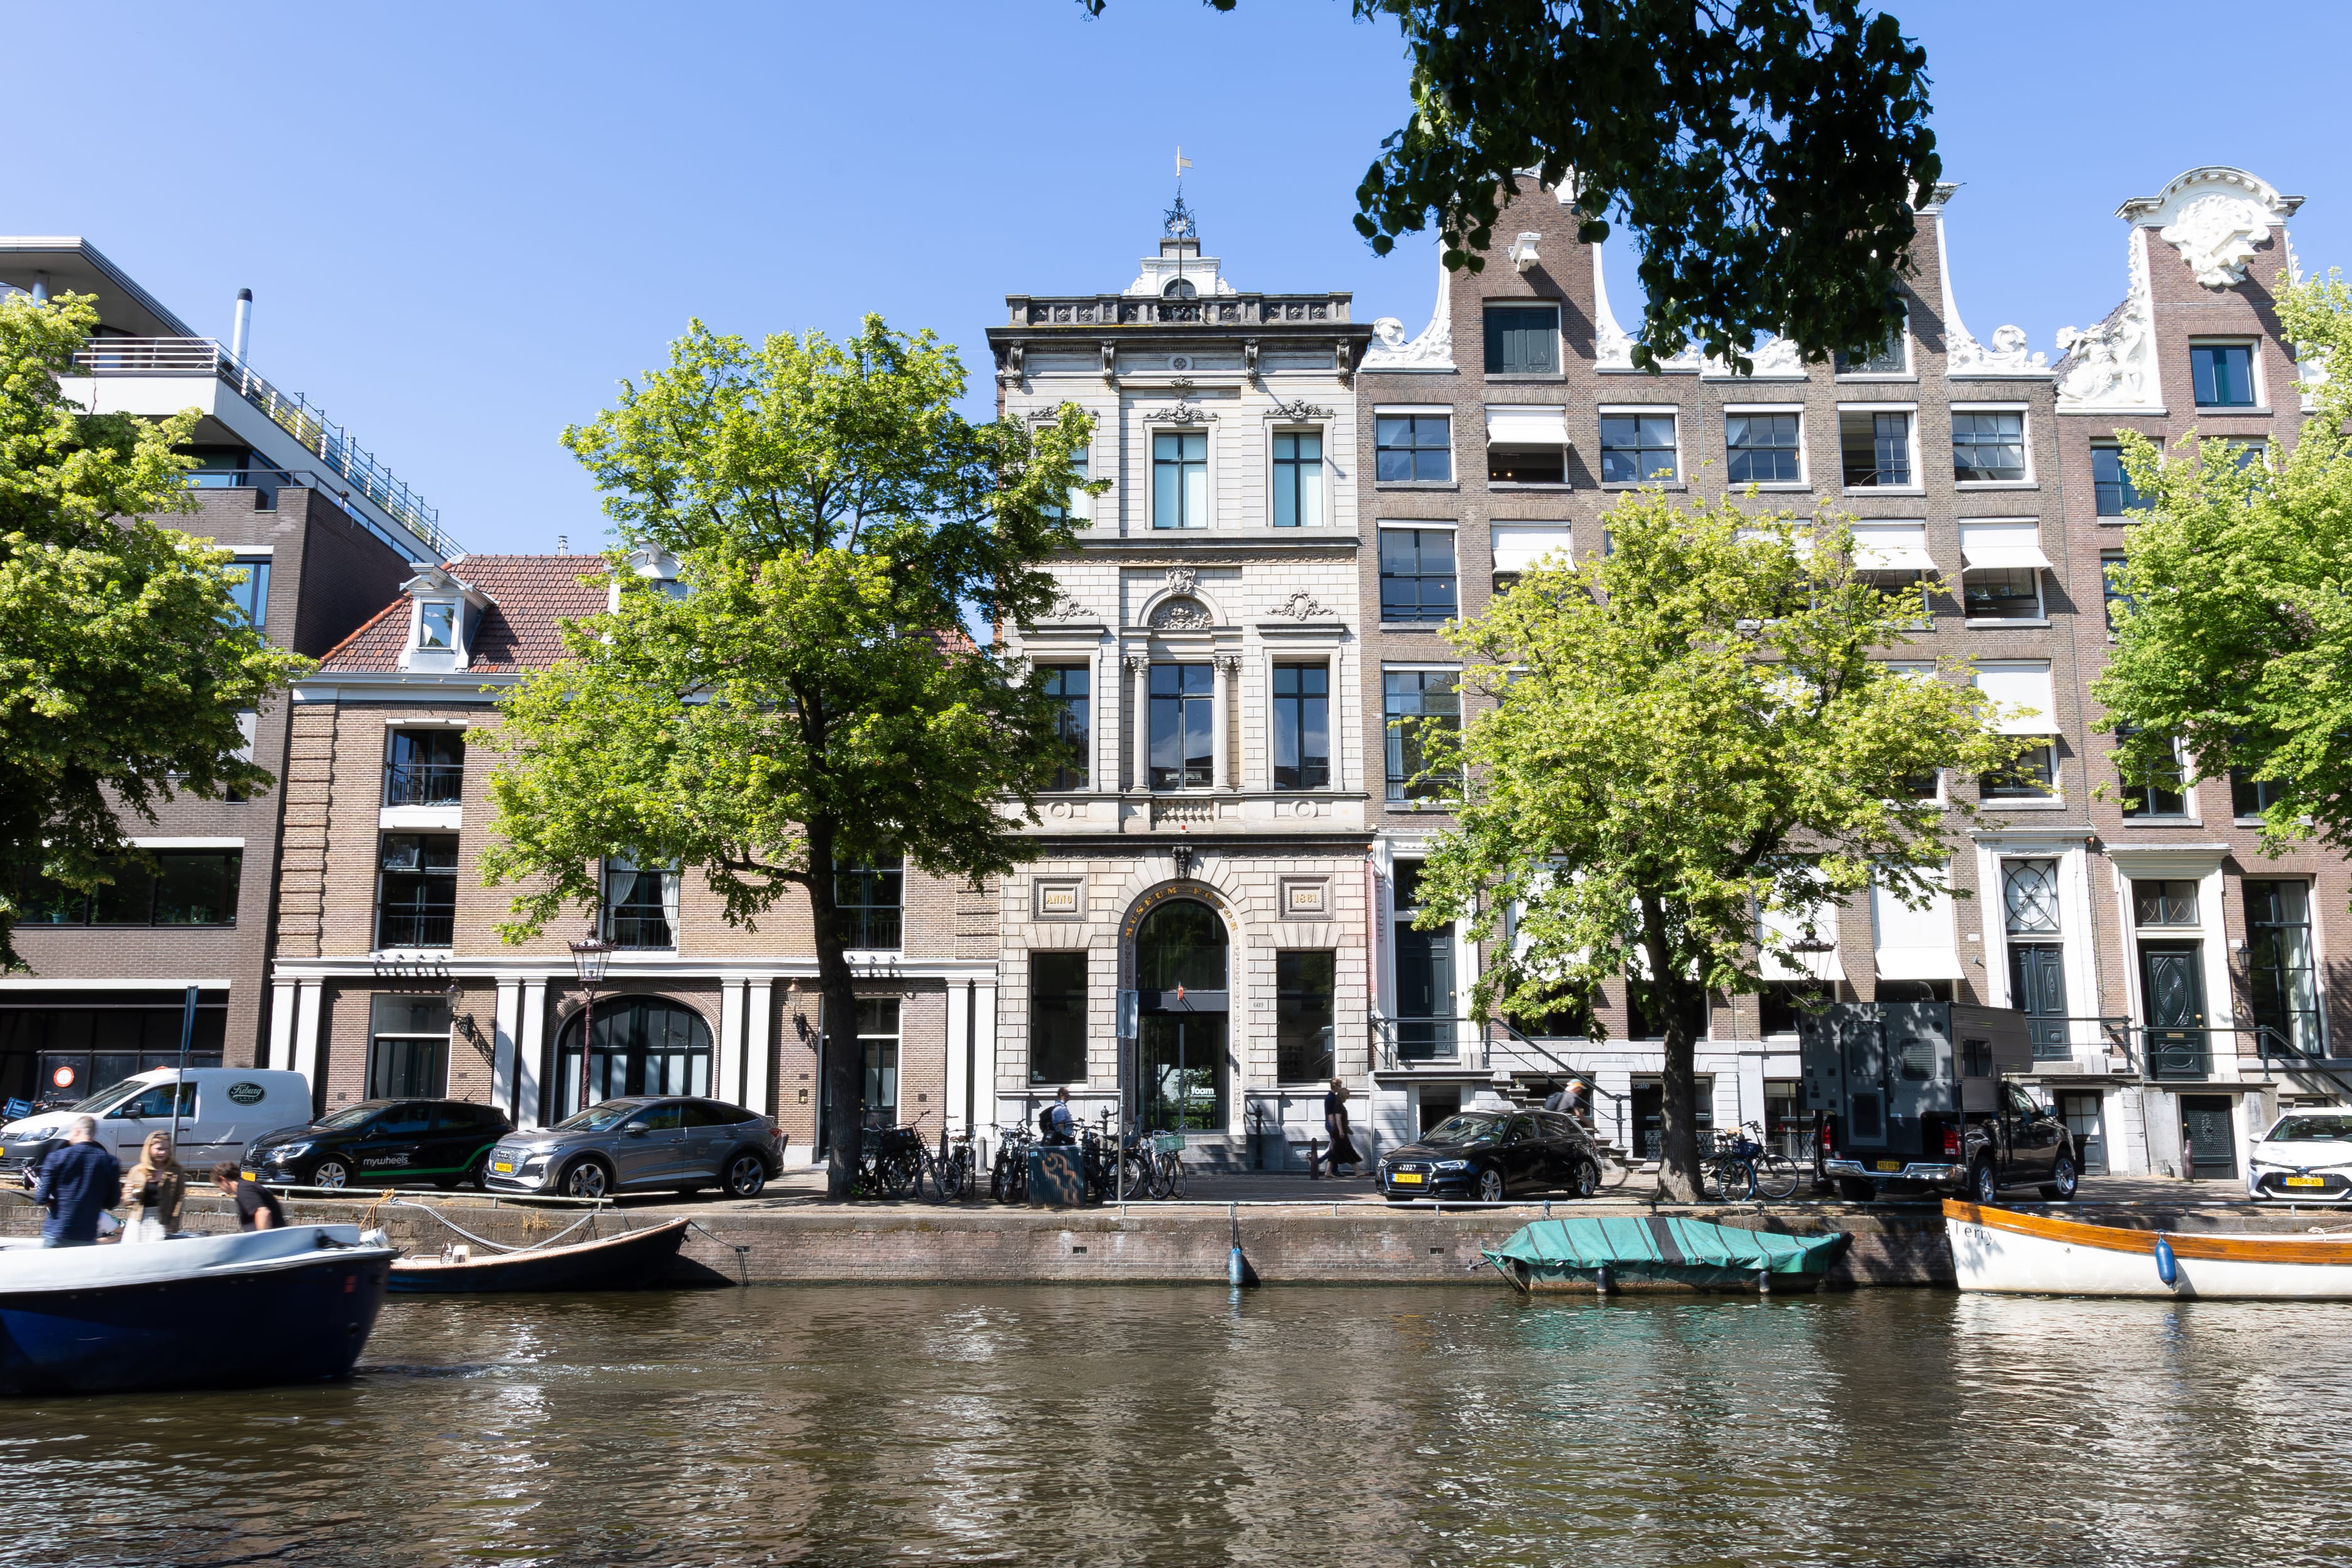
1946 1200 2352 1300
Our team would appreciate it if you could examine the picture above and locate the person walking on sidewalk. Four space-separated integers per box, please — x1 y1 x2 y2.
1314 1079 1361 1180
30 1116 122 1248
121 1132 188 1243
210 1162 283 1231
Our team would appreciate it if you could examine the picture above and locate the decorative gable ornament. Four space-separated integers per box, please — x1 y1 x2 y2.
2160 195 2277 288
1148 597 1212 630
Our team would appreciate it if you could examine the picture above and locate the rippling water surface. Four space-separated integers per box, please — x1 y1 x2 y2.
8 1283 2350 1566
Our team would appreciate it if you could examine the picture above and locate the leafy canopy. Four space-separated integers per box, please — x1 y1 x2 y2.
1415 491 2018 1028
0 293 310 969
2094 271 2352 866
480 315 1097 935
1081 0 1940 373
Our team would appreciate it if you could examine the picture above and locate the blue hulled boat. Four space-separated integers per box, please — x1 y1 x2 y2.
0 1226 396 1396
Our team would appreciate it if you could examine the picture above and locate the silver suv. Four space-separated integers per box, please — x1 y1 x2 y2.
482 1097 785 1200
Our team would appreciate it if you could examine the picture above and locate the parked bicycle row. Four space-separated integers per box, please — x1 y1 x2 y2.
844 1107 1189 1205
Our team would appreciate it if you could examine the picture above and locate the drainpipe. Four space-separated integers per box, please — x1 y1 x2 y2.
229 288 253 361
964 978 977 1139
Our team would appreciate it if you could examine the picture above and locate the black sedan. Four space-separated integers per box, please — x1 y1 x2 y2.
1380 1109 1602 1202
244 1099 513 1190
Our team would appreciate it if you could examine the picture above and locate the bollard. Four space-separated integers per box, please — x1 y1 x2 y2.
1307 1137 1321 1180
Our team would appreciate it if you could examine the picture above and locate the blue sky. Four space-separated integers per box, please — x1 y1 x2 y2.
4 0 2344 557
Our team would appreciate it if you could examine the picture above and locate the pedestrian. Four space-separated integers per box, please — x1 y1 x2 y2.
210 1162 284 1231
121 1131 188 1243
1319 1078 1361 1179
28 1115 123 1248
1041 1087 1077 1146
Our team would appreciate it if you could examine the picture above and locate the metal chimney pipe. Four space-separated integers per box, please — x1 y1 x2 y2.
230 288 252 361
30 271 48 303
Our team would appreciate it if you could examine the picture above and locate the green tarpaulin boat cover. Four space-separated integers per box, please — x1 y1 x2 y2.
1484 1217 1846 1288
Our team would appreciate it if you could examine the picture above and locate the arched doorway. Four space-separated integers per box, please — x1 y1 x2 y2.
1135 899 1229 1133
554 996 712 1114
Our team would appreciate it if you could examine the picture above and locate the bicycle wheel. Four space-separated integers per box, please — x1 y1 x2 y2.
1707 1158 1755 1202
1751 1152 1802 1201
879 1154 915 1200
1162 1155 1187 1200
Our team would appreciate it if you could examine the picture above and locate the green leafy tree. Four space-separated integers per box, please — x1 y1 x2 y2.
0 293 310 970
479 317 1094 1194
2096 271 2352 871
1082 0 1939 371
1407 492 2022 1199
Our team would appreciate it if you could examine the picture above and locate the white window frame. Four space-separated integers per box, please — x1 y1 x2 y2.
1597 403 1684 487
1949 401 2035 488
2186 336 2270 413
2116 732 2202 829
1148 423 1213 531
1721 403 1809 490
1483 405 1571 489
1834 402 1922 495
1959 521 2052 626
1481 300 1566 379
1266 422 1327 528
1832 310 1913 381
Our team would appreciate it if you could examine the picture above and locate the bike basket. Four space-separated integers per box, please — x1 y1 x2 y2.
1151 1132 1187 1155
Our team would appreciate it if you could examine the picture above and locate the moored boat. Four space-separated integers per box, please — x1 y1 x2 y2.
1484 1216 1849 1293
1946 1199 2352 1299
387 1217 691 1294
0 1225 396 1396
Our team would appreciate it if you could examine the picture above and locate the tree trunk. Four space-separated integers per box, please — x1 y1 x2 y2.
804 820 864 1200
1638 893 1706 1202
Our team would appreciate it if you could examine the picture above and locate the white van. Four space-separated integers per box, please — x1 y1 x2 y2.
0 1069 314 1175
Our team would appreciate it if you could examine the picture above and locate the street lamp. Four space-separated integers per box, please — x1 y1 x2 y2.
569 923 616 1116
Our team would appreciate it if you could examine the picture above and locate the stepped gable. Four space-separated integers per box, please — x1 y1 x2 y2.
315 553 608 673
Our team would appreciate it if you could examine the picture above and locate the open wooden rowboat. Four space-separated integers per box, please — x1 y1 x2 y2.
388 1217 690 1294
1946 1200 2352 1299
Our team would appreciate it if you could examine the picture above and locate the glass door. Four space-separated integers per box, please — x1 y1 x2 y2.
1138 1015 1226 1132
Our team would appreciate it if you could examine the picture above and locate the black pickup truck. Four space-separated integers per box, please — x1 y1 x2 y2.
1799 1001 2079 1204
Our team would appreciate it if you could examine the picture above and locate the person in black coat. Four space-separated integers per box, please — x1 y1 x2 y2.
30 1116 122 1247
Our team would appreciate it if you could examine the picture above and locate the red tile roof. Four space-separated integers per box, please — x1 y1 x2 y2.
317 555 611 673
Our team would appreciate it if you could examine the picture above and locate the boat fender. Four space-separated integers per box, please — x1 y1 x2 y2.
2153 1233 2178 1287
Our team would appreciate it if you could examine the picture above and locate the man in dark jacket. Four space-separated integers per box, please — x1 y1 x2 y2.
30 1116 122 1247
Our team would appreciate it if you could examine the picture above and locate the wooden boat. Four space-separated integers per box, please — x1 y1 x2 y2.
1946 1200 2352 1299
387 1217 690 1294
0 1225 395 1396
1483 1216 1849 1293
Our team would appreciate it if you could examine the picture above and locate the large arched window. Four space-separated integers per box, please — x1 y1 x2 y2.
554 996 711 1114
1136 900 1226 991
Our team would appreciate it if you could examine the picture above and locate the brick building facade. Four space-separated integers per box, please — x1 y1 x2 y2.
268 553 996 1155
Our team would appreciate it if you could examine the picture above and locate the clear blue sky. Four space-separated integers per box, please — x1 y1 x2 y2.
4 0 2344 557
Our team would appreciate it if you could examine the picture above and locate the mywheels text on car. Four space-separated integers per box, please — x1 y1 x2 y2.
311 1158 351 1190
722 1150 767 1199
561 1158 612 1200
2040 1150 2079 1202
1971 1157 2000 1206
1476 1168 1506 1204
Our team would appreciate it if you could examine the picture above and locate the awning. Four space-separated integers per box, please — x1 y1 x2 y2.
1851 522 1934 572
1486 405 1571 446
1872 873 1963 981
1973 662 2059 734
1960 521 2052 570
1491 524 1574 572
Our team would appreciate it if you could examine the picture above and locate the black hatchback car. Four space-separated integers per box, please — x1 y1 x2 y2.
244 1099 514 1190
1380 1109 1602 1202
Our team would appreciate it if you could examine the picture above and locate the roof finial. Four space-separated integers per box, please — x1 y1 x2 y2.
1165 146 1197 241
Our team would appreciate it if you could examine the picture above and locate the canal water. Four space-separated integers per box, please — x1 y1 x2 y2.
8 1285 2348 1566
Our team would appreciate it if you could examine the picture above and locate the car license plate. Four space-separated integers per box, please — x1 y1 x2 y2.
492 1158 514 1174
2285 1175 2326 1188
1875 1160 1903 1172
1391 1172 1424 1185
239 1168 258 1183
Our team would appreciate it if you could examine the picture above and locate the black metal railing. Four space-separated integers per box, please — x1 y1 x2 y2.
375 907 454 949
383 761 466 807
1484 1018 1630 1153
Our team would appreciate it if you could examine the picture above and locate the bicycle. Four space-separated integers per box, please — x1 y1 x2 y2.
1702 1122 1802 1202
920 1125 977 1204
1141 1129 1188 1199
988 1121 1033 1204
851 1114 928 1200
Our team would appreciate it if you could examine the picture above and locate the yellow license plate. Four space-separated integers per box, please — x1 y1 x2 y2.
2285 1175 2326 1187
492 1160 514 1174
1875 1160 1903 1172
1391 1172 1424 1185
240 1169 258 1182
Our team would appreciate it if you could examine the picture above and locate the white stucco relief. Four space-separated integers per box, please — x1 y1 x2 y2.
1363 258 1454 371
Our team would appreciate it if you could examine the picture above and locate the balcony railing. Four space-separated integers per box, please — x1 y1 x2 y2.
72 337 455 558
376 906 454 949
383 761 466 808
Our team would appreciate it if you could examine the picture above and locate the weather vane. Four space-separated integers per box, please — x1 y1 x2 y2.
1164 146 1197 241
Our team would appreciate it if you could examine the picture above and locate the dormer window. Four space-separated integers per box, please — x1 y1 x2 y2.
398 563 493 672
611 545 687 611
418 602 457 649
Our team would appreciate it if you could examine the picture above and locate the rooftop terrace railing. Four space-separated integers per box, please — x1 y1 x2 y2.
72 337 455 558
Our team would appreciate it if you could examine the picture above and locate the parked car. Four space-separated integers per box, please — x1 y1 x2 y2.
1802 1001 2079 1204
1379 1109 1603 1202
244 1099 513 1189
482 1096 784 1200
2247 1111 2352 1202
3 1069 314 1179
